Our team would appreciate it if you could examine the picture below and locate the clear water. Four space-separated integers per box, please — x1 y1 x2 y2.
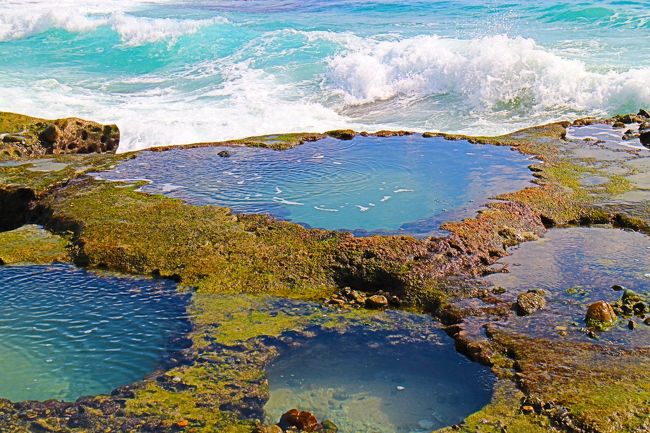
265 312 494 433
485 227 650 346
97 135 533 235
0 263 190 402
1 1 649 151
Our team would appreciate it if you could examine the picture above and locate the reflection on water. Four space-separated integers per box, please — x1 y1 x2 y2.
0 263 190 402
265 312 494 433
486 227 650 346
97 135 532 236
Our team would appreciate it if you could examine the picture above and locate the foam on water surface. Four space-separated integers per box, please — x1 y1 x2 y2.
97 135 533 236
0 263 190 402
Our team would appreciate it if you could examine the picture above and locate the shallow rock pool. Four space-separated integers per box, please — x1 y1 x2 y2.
0 263 190 402
264 311 494 433
485 227 650 345
98 135 533 236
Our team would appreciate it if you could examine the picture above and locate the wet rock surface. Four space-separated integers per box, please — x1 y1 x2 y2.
516 290 546 316
585 301 617 329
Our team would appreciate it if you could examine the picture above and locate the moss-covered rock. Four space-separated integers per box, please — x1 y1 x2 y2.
0 224 69 264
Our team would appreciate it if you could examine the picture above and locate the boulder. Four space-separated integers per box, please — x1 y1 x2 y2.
640 130 650 147
585 301 617 329
217 150 232 158
365 294 389 309
516 290 546 316
39 118 119 154
639 108 650 118
278 409 320 432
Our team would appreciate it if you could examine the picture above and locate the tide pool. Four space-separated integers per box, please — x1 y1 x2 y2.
97 135 533 235
0 263 190 402
265 311 494 433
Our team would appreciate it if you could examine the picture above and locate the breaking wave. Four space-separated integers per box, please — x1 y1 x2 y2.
326 35 650 114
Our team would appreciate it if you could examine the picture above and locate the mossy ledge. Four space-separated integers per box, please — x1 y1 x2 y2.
1 112 650 432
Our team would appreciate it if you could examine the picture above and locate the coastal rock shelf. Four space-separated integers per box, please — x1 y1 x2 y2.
0 263 190 402
262 308 494 433
97 135 533 236
485 227 650 346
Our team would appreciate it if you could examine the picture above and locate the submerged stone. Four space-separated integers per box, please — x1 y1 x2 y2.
516 290 546 316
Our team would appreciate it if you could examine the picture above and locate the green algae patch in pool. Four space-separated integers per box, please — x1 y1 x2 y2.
264 311 494 433
0 263 190 402
97 135 533 236
485 227 650 346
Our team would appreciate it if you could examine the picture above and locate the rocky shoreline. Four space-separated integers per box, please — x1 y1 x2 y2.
0 110 649 432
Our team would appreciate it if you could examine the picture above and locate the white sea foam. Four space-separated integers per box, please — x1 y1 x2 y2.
327 34 650 114
273 197 304 206
0 1 225 46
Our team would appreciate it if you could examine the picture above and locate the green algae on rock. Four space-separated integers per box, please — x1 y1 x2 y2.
0 224 69 264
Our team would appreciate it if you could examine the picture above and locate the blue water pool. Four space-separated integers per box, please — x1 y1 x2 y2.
0 263 190 402
98 135 533 236
264 311 494 433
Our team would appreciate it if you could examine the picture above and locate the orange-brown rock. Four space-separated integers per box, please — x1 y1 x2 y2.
40 118 119 154
585 300 617 328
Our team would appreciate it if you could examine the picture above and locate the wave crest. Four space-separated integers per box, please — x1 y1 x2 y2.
326 34 650 113
0 1 225 46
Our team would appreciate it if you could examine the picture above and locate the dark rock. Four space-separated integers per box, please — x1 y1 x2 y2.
644 317 650 326
2 134 27 143
639 109 650 118
217 150 232 158
365 294 389 308
585 301 617 329
628 320 636 330
611 284 626 291
279 409 300 429
640 130 650 147
516 290 546 316
278 409 320 432
326 129 356 140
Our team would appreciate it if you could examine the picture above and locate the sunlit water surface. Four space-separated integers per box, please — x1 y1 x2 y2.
97 135 533 235
0 263 190 401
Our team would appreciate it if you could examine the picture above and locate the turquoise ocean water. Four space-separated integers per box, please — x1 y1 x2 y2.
1 1 649 151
